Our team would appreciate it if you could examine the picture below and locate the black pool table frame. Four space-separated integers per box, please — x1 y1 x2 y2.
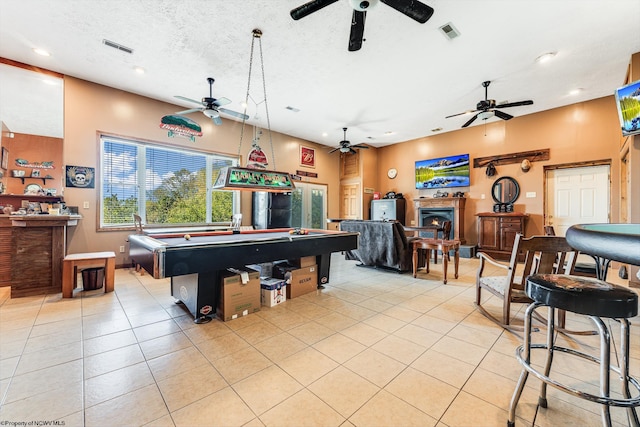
128 228 359 323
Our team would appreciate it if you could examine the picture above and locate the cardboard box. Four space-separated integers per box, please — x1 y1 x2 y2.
217 267 260 321
274 264 318 299
246 262 274 278
286 256 316 268
260 277 287 307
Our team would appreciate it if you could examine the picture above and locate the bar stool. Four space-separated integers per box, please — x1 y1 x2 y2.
508 273 640 427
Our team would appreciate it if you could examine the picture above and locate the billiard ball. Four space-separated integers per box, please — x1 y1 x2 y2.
184 234 191 240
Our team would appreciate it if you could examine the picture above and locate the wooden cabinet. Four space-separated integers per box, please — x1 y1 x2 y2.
476 212 527 260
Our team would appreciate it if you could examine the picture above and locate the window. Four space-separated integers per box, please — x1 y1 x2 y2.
100 134 238 229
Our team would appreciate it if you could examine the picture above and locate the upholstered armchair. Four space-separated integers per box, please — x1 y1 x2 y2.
339 220 424 272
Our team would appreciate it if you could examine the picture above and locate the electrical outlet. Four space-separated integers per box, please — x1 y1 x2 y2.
119 245 125 253
526 192 537 198
481 194 485 199
83 201 90 209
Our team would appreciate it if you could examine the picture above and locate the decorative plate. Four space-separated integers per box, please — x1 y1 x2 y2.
24 183 42 195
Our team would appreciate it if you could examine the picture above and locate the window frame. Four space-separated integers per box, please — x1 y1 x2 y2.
98 133 240 231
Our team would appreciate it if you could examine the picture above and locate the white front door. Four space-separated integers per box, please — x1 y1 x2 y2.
545 165 610 236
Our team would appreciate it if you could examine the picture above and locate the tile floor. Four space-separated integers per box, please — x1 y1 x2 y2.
0 253 638 427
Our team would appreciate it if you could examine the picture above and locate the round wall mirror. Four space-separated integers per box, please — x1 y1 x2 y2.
492 176 520 204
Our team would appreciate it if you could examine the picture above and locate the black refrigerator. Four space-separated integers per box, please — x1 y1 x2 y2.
252 191 292 229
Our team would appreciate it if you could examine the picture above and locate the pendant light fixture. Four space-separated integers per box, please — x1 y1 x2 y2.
214 29 295 192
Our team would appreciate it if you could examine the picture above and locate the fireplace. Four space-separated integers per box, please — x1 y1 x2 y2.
413 197 466 243
420 208 455 238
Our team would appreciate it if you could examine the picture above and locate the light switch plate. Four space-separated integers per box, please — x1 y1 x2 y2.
83 201 90 209
526 192 536 198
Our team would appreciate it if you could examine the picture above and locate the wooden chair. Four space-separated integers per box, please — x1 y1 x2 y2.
132 214 144 274
133 213 144 234
475 233 578 329
544 225 599 278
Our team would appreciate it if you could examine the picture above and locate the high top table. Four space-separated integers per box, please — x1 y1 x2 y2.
566 223 640 280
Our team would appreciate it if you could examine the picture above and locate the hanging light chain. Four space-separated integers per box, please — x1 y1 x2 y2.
256 33 276 170
238 28 276 169
238 31 257 161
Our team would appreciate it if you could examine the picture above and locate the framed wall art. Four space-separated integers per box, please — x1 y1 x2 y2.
65 165 95 188
299 145 315 168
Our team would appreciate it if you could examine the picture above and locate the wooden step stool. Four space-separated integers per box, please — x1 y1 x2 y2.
62 251 116 298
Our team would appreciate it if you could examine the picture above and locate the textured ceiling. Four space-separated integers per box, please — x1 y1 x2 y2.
0 0 639 147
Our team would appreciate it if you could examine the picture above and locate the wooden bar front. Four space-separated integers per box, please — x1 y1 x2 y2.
4 215 78 298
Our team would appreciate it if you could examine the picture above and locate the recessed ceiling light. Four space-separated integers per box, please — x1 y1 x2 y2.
431 127 443 132
384 131 395 135
285 106 300 112
134 66 145 74
32 48 50 57
535 52 557 64
321 132 328 137
569 88 583 96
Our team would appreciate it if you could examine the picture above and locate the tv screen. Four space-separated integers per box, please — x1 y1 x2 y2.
415 153 470 189
614 79 640 137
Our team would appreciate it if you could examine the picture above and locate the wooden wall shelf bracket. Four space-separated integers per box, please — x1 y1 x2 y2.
473 149 550 168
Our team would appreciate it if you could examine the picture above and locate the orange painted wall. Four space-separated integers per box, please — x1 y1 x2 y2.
1 133 63 195
376 96 622 244
62 76 340 264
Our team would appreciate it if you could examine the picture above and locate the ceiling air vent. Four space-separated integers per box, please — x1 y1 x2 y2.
438 22 460 40
102 39 134 54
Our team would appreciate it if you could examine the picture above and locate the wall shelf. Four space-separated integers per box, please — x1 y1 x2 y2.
11 176 53 185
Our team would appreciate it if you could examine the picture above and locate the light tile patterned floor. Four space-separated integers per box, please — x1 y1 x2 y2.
0 253 638 427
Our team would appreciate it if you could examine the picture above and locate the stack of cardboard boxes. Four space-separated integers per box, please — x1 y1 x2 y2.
217 256 318 321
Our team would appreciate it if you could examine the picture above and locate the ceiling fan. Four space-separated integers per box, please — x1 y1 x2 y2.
174 77 248 125
446 81 534 128
290 0 434 51
329 127 370 154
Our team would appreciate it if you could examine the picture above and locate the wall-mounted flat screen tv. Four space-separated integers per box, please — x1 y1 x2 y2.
614 79 640 137
415 153 470 189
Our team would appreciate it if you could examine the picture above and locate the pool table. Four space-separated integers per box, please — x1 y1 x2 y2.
128 228 358 323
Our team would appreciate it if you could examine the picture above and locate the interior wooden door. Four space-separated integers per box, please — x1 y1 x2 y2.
340 184 360 219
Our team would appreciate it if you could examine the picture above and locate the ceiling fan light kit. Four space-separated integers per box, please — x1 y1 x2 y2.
174 77 248 126
290 0 434 51
446 80 534 128
329 127 370 155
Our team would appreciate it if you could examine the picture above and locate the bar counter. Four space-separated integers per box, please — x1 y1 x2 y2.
0 214 81 297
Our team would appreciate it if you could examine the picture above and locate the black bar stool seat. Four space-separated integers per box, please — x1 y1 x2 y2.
508 273 640 427
527 274 638 318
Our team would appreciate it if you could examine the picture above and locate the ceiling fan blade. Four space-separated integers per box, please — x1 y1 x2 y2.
351 144 369 149
290 0 339 20
348 10 366 51
218 108 249 120
175 95 202 105
212 116 223 126
175 108 201 115
445 110 477 119
328 147 340 153
497 100 534 108
494 110 513 121
212 97 231 107
462 114 479 128
349 148 357 155
380 0 434 23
